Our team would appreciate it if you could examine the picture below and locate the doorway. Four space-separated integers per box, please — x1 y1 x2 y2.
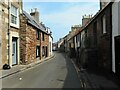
115 36 120 74
12 38 17 65
45 46 48 57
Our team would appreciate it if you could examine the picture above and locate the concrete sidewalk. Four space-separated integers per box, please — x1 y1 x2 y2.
70 58 120 89
0 54 54 79
78 68 120 89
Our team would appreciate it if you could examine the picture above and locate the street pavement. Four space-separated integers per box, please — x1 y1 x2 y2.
2 52 82 88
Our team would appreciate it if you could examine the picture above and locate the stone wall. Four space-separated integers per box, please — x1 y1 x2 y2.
20 15 41 64
85 4 112 71
26 25 37 63
1 3 9 68
20 15 27 64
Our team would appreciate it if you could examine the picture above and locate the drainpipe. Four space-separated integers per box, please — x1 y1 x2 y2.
8 0 10 65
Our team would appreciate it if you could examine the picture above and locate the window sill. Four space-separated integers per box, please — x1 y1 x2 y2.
10 23 19 29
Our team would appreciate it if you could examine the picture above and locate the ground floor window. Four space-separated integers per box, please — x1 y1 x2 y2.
36 46 40 57
42 46 45 56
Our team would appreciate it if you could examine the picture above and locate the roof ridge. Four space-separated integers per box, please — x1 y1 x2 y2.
23 10 48 34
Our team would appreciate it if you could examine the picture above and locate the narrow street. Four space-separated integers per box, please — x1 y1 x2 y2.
2 52 82 88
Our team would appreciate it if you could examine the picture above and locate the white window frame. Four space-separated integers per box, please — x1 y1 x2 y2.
36 46 40 57
10 4 19 28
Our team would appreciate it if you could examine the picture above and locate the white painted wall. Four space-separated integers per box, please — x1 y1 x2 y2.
74 36 77 50
49 35 53 56
112 2 120 73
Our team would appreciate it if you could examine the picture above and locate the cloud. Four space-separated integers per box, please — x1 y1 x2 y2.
23 0 111 2
41 3 99 26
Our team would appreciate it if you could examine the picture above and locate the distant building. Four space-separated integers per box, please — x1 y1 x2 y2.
52 43 57 51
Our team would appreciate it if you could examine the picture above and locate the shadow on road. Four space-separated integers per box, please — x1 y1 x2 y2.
60 52 82 89
60 52 120 89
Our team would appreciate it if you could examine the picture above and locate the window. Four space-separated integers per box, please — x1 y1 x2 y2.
11 5 18 25
36 46 40 57
101 15 106 34
42 33 44 41
36 30 40 40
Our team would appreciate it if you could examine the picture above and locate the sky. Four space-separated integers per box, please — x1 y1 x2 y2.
23 1 100 43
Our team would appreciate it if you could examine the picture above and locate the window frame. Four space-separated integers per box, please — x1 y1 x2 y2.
10 4 19 28
36 30 40 40
42 33 45 41
101 15 107 34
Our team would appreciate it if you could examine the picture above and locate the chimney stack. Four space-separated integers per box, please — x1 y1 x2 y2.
30 8 40 23
82 14 92 26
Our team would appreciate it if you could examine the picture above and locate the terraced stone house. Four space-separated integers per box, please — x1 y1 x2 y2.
20 9 51 64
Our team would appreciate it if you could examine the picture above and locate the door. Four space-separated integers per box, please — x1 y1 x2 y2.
45 46 48 57
12 38 17 65
115 36 120 74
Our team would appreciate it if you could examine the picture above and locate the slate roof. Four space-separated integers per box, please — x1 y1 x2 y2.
23 10 48 34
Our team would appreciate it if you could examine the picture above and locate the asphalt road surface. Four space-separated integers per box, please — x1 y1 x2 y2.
2 52 82 88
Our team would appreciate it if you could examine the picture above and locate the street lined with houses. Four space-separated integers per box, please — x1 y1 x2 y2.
1 0 120 89
2 52 119 89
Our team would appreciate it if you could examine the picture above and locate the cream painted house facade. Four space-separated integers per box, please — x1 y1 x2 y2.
49 34 53 56
0 0 22 68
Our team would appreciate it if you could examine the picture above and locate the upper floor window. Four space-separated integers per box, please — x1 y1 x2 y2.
36 30 40 40
76 35 78 43
11 5 18 25
101 15 106 34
